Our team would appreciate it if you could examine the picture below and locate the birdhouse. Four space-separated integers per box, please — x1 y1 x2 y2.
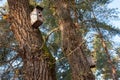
30 6 44 29
87 56 96 68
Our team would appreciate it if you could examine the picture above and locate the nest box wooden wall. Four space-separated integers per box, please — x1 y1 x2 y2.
87 56 96 68
30 6 44 29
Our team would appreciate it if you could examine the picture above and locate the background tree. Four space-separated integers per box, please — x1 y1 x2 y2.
42 0 120 80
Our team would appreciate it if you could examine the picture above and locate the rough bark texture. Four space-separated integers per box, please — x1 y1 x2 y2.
55 1 95 80
7 0 56 80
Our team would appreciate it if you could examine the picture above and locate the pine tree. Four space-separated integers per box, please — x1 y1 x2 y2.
7 0 56 79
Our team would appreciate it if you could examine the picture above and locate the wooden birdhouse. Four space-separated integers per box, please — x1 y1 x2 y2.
30 6 44 29
87 56 96 68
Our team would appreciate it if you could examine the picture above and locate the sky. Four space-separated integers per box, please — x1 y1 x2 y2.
108 0 120 28
0 0 6 6
108 0 120 43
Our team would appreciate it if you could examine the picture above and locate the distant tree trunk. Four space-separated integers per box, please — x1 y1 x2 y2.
7 0 56 80
55 1 95 80
98 31 118 80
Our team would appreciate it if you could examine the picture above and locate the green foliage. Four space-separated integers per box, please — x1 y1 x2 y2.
55 52 71 80
1 0 120 79
94 21 120 35
0 18 19 79
41 0 120 79
42 0 58 29
0 20 13 64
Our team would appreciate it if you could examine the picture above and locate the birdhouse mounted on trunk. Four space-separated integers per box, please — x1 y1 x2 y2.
30 6 44 29
87 56 96 68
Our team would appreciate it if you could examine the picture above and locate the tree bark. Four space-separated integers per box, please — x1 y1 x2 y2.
7 0 56 80
55 1 95 80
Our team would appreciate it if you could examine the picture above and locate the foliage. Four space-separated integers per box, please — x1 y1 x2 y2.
0 20 21 79
0 0 120 80
41 0 120 79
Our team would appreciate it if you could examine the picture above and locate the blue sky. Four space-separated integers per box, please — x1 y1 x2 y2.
109 0 120 8
0 0 6 6
108 0 120 28
107 0 120 43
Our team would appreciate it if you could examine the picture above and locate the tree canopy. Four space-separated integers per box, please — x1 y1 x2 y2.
0 0 120 80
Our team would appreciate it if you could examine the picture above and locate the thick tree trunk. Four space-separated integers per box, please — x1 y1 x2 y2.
7 0 56 80
55 1 95 80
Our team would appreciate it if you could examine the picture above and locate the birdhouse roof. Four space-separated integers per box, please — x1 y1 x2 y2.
36 6 43 11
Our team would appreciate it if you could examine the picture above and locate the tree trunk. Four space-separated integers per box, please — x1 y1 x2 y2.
7 0 56 80
55 1 95 80
99 32 118 80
